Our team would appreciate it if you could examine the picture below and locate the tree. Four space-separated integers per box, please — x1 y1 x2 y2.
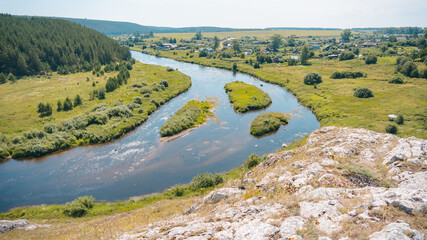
389 35 397 42
0 73 6 84
304 73 322 85
300 46 310 65
57 100 63 112
213 36 220 50
74 94 82 107
353 88 374 98
232 63 238 71
232 39 240 52
63 97 73 111
385 125 397 134
287 36 296 47
270 34 282 52
365 55 377 64
396 115 404 125
97 88 105 100
341 29 352 42
194 31 202 40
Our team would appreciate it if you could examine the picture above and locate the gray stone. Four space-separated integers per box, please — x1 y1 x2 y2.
368 222 424 240
280 216 306 237
234 220 279 240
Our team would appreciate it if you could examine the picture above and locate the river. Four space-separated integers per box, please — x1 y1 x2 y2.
0 52 319 212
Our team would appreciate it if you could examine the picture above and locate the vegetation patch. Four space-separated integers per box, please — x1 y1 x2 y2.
159 99 216 137
303 72 322 85
353 87 374 98
250 112 289 136
330 71 365 79
224 81 272 113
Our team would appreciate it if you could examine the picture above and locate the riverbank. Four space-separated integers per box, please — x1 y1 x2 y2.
0 61 191 161
136 47 427 139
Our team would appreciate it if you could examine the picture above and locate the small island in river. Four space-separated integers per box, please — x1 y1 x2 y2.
160 99 216 139
250 112 289 136
224 81 272 113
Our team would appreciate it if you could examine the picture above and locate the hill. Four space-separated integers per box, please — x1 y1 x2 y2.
58 17 257 35
0 14 130 77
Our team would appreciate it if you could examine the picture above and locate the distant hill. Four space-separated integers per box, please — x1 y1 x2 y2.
57 17 258 35
0 14 130 76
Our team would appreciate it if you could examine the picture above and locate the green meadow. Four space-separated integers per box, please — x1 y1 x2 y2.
224 81 272 113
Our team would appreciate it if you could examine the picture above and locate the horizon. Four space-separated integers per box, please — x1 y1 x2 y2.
1 0 426 29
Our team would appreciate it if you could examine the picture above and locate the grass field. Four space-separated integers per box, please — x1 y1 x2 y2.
224 81 272 113
250 112 289 136
138 48 427 139
160 99 215 137
0 61 191 159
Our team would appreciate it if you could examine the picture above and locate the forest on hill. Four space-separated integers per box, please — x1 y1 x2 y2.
0 14 130 77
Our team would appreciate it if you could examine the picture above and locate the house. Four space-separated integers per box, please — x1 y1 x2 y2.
359 42 378 48
327 54 339 60
162 43 177 48
244 49 253 55
312 45 320 50
324 45 331 51
396 37 407 41
290 56 299 60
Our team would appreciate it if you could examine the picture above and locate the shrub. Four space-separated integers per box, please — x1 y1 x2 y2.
131 82 147 88
166 67 174 72
159 79 169 87
419 68 427 79
43 124 57 134
87 112 108 125
353 87 374 98
232 63 238 71
97 88 105 100
151 99 160 107
190 173 223 189
396 115 404 125
77 196 94 209
400 61 419 78
330 71 365 79
140 86 152 94
339 51 355 61
253 62 260 69
107 105 133 118
132 96 143 104
63 200 87 217
385 125 398 134
388 76 404 84
246 153 262 169
288 59 298 66
365 55 377 64
304 73 322 85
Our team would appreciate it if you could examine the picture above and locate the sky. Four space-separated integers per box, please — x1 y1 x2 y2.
1 0 426 28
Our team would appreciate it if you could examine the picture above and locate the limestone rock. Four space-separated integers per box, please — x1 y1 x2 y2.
368 222 424 240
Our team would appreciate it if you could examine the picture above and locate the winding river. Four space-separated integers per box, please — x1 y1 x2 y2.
0 52 319 212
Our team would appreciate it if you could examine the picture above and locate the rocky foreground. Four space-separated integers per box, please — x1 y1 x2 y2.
119 127 426 240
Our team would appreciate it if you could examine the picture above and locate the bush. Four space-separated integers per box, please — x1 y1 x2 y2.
330 71 365 79
396 115 404 125
166 67 174 72
339 51 355 61
353 87 374 98
288 59 298 66
159 79 169 87
43 124 57 134
388 76 404 84
190 173 223 189
246 153 262 169
365 55 377 64
419 68 427 79
304 73 322 85
132 96 143 104
385 125 398 134
140 86 152 94
151 99 160 107
232 63 238 71
253 62 260 69
63 200 87 217
77 196 94 209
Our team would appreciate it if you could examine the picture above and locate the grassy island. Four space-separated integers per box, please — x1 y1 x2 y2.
250 112 289 136
224 81 272 113
160 99 215 137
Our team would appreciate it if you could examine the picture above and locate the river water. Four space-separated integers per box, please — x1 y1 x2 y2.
0 52 319 212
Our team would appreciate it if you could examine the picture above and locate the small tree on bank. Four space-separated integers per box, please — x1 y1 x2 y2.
304 73 322 85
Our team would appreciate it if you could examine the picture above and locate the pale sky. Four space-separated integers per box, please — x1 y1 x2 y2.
1 0 426 28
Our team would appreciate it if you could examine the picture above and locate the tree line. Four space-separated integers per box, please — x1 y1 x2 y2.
0 14 131 77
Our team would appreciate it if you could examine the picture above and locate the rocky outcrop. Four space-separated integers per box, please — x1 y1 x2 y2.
0 219 51 233
119 127 427 239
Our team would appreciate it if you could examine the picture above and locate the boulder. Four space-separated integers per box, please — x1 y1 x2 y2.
368 222 424 240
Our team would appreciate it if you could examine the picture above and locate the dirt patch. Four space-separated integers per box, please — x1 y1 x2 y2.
343 172 380 187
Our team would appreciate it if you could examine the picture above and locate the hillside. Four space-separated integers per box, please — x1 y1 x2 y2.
0 14 130 77
1 127 425 239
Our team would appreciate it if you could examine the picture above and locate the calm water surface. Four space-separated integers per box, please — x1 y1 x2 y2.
0 52 319 212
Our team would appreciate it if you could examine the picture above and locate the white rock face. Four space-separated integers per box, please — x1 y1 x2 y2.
368 222 425 240
118 127 427 240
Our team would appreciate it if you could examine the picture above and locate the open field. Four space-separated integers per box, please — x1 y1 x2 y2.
0 61 191 159
137 48 427 139
155 29 343 40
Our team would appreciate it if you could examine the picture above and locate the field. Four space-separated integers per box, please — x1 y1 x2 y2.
0 61 191 159
250 112 289 136
224 81 272 113
155 29 342 41
160 99 215 137
137 48 426 139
